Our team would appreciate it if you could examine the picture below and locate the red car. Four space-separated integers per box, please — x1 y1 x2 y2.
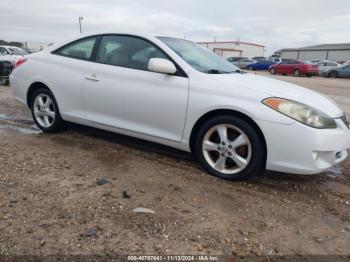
269 59 319 77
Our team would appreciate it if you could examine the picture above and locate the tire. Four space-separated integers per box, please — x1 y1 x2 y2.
0 79 7 85
248 66 254 71
30 88 64 133
194 115 265 181
293 69 301 77
306 75 312 78
328 71 338 78
270 68 276 75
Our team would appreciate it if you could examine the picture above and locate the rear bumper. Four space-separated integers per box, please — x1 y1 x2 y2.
9 74 28 105
257 118 350 175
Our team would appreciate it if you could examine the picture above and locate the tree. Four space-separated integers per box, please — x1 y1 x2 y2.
0 39 24 48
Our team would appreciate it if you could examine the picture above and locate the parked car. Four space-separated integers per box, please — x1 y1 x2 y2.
234 59 256 69
0 46 27 65
227 57 247 63
10 33 350 180
269 59 319 77
246 60 275 70
0 46 28 56
252 56 266 61
322 64 350 78
316 60 341 75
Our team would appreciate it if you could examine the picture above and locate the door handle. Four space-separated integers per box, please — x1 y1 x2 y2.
85 74 100 82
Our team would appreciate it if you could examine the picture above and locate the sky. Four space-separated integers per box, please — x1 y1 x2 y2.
1 0 350 55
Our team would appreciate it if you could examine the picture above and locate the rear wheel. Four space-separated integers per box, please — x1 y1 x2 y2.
293 69 301 77
30 88 65 133
328 71 338 78
194 115 265 180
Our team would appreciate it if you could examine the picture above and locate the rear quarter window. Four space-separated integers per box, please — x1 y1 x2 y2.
53 37 97 60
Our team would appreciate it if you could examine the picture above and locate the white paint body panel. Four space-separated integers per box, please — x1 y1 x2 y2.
10 32 350 175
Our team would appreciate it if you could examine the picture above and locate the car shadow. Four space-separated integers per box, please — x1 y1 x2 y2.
63 123 330 186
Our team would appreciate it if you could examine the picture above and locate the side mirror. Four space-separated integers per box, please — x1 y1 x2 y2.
148 58 177 75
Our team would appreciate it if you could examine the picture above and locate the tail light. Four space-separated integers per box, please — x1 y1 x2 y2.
13 58 27 70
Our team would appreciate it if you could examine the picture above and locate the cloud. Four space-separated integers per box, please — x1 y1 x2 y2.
0 0 349 55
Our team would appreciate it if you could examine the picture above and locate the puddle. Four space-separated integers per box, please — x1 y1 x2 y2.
0 124 41 135
0 113 33 125
326 165 343 177
0 112 39 134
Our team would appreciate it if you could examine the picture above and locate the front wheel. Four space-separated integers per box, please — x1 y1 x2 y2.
328 71 338 78
270 68 276 75
248 66 254 71
294 69 301 77
30 88 65 133
194 115 265 180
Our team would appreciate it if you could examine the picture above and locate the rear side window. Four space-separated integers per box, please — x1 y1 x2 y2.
326 62 337 66
54 37 97 60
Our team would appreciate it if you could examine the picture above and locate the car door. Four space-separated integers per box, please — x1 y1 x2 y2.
83 35 189 142
50 36 99 119
286 60 299 74
276 59 289 74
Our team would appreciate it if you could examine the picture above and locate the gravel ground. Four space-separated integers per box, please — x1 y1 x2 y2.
0 74 349 258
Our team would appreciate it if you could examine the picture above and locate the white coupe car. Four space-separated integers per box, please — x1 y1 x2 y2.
10 32 350 180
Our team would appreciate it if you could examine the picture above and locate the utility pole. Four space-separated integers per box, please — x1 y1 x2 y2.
78 17 83 33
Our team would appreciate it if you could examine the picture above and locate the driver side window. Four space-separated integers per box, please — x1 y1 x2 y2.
96 35 168 71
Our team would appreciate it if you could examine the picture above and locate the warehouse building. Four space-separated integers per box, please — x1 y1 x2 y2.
197 40 265 59
275 43 350 62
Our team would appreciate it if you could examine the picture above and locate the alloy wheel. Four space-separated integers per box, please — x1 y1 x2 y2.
202 124 252 175
33 94 56 128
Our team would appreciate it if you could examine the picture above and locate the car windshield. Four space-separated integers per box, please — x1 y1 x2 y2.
158 37 240 74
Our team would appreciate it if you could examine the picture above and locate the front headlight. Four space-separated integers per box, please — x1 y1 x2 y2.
263 97 337 129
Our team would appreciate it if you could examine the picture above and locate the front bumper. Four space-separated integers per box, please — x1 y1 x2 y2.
257 118 350 174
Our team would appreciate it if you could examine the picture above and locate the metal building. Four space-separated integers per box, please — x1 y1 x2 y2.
197 41 265 59
275 43 350 62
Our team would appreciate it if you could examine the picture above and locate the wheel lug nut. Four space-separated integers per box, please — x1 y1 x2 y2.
217 147 221 151
222 142 226 146
228 152 232 156
228 145 232 149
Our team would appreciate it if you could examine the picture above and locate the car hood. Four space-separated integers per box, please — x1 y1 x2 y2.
208 72 343 118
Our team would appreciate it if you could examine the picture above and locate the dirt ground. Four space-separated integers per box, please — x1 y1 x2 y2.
0 73 349 258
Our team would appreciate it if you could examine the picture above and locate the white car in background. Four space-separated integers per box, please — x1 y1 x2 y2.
316 60 341 74
10 32 350 180
0 46 28 65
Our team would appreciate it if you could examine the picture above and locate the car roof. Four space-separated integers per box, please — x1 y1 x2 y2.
44 32 185 53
